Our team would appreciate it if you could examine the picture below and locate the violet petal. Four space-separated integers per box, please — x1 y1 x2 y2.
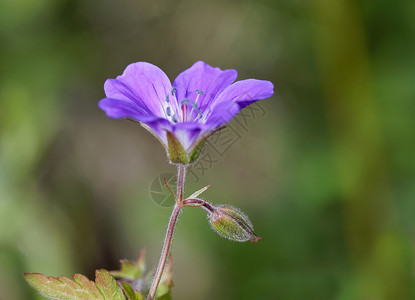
104 62 173 118
213 79 274 109
172 61 237 117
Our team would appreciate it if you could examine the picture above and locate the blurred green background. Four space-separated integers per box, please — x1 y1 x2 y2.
1 0 414 299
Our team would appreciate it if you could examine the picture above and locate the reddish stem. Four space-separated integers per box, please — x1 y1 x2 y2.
147 164 186 300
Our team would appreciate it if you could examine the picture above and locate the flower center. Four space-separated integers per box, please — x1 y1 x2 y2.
163 88 205 124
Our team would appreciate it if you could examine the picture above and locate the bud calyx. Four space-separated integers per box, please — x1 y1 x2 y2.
208 205 263 243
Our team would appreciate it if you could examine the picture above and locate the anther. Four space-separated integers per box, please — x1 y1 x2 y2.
191 101 202 117
190 101 199 110
165 94 170 102
196 89 205 95
166 107 172 116
171 87 177 95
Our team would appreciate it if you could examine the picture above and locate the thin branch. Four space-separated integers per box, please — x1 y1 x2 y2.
164 178 178 205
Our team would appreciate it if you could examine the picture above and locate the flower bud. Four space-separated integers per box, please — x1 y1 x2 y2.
208 205 263 243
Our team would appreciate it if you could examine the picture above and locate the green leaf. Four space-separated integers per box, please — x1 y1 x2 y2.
156 291 172 300
95 269 125 300
111 250 146 280
24 269 125 300
120 282 144 300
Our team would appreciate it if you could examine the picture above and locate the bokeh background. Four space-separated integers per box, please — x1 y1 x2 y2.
1 0 414 299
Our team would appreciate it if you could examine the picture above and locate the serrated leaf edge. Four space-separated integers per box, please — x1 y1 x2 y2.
24 270 125 300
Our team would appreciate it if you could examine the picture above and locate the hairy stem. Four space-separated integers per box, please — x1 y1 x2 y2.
147 164 187 300
183 198 215 213
176 164 186 205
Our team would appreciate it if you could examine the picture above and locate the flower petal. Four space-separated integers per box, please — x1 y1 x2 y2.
143 122 203 152
202 80 273 129
99 97 173 147
172 61 237 117
98 98 157 122
204 101 240 129
143 118 173 147
171 123 203 152
104 62 172 118
213 79 274 109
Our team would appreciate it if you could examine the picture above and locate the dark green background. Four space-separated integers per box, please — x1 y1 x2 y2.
1 0 414 299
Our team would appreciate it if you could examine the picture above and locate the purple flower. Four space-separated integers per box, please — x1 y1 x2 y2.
98 61 274 164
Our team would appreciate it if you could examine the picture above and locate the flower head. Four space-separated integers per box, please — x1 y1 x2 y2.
98 61 274 164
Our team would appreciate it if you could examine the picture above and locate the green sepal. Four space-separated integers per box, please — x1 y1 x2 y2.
188 137 206 164
167 131 188 164
188 126 226 164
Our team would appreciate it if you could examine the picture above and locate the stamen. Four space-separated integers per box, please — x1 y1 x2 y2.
194 89 205 105
166 107 172 116
169 88 181 120
190 101 199 110
190 101 202 119
180 99 190 122
201 108 211 122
